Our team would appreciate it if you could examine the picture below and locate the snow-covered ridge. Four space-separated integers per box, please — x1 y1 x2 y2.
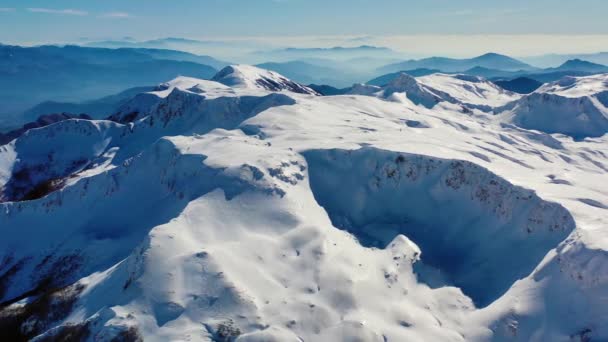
351 72 520 112
0 64 608 341
502 74 608 138
417 73 520 108
212 65 320 95
536 73 608 97
0 78 296 202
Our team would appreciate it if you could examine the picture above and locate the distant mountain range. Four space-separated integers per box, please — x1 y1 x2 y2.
369 57 608 94
3 41 608 133
521 52 608 68
85 37 232 50
21 86 154 123
255 61 365 88
547 59 608 73
280 45 392 53
252 45 402 66
378 53 537 74
0 44 225 129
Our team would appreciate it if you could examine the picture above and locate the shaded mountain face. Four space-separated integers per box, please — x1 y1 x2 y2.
307 84 351 96
494 77 543 94
0 44 219 129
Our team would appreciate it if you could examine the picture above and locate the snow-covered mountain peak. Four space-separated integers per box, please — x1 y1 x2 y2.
503 74 608 138
212 64 320 95
152 76 236 99
353 72 520 111
417 73 520 107
385 72 419 88
536 73 608 98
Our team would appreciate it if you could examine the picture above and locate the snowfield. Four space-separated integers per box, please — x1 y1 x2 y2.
502 74 608 139
1 66 607 341
351 72 520 112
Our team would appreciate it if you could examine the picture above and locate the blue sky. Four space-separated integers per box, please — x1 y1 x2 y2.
1 0 607 56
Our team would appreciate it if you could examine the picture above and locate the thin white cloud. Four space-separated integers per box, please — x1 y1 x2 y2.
100 12 131 19
0 8 16 12
27 8 88 16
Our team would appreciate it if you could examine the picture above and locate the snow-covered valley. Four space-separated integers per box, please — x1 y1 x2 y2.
1 65 607 341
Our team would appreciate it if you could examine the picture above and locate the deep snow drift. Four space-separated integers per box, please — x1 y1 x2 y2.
1 65 607 341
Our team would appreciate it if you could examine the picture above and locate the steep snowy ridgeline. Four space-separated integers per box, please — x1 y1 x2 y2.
0 113 93 146
380 73 447 108
0 65 608 341
351 72 520 112
502 74 608 139
304 148 574 307
537 73 608 98
350 72 443 108
212 65 321 95
0 79 295 203
110 68 315 124
416 74 520 108
109 77 237 123
0 120 125 202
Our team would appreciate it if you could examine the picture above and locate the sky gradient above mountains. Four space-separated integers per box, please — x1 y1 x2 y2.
1 0 608 56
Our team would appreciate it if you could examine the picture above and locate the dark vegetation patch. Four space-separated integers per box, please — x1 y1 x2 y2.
37 322 91 342
110 326 144 342
0 282 85 341
19 178 66 201
1 158 88 203
1 253 82 308
206 319 242 342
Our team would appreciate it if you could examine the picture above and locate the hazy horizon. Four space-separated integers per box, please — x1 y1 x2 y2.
2 0 608 58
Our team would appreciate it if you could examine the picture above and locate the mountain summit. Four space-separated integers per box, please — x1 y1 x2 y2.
556 59 608 73
212 65 320 95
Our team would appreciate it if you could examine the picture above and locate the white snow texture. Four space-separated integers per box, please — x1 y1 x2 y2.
1 66 607 342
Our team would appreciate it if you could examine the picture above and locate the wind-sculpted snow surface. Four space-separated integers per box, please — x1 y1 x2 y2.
503 74 608 138
304 148 574 307
1 65 608 341
351 72 520 113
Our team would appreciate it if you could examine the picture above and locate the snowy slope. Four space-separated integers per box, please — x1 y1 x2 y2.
351 72 520 112
1 66 608 342
212 65 320 95
417 74 520 108
502 74 608 138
